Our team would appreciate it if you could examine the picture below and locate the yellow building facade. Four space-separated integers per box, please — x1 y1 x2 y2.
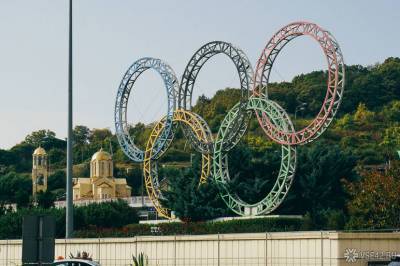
73 148 131 200
32 147 48 197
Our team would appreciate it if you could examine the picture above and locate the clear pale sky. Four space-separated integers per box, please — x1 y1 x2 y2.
0 0 398 149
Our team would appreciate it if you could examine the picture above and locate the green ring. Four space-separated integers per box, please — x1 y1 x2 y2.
213 96 297 216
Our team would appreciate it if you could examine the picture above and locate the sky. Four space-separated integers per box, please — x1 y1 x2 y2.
0 0 399 149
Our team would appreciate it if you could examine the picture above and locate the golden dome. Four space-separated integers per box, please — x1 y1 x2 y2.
91 148 112 162
33 146 46 156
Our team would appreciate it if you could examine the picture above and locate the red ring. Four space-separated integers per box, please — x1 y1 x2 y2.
253 21 345 145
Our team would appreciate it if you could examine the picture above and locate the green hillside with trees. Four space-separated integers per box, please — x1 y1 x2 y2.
0 57 399 234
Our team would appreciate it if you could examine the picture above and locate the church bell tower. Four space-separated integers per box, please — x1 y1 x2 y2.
32 146 48 197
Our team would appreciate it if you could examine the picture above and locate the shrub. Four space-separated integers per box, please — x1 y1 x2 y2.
0 200 139 239
74 217 304 238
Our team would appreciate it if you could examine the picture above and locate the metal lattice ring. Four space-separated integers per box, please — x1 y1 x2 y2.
143 109 213 219
115 57 178 162
254 21 345 145
213 96 296 216
179 41 254 153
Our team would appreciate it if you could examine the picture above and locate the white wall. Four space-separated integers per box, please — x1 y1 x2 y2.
0 231 399 265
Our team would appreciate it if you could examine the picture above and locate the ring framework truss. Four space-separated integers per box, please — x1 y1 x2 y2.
114 21 344 219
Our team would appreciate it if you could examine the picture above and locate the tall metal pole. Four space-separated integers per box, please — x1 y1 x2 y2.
66 0 74 238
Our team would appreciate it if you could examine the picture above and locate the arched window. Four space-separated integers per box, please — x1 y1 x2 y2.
37 174 44 186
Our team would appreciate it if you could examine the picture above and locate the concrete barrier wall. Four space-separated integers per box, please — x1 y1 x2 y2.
0 231 399 265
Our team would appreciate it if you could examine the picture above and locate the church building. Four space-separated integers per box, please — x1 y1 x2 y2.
32 146 48 197
73 148 131 200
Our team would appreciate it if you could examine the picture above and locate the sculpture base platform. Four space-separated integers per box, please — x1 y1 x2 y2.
211 214 303 222
139 219 180 224
139 215 302 224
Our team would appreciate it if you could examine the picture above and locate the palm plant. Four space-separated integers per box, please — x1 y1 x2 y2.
69 251 93 261
132 252 149 266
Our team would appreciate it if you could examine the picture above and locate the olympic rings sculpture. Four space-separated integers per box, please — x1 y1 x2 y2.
115 21 345 219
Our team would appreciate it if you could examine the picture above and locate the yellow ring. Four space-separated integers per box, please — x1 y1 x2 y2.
143 109 212 219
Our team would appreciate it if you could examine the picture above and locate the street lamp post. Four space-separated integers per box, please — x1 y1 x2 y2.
66 0 74 238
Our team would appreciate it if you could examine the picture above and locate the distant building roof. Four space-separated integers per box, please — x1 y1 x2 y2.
33 146 46 156
91 148 112 162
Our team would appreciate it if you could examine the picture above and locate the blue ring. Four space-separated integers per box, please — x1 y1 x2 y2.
115 57 178 162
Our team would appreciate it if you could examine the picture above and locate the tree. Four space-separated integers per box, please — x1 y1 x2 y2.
353 103 375 128
345 163 400 229
78 200 138 228
10 130 66 170
279 141 357 219
113 149 131 164
24 129 56 147
225 142 281 204
162 157 229 221
89 128 112 144
267 82 297 113
0 149 17 174
380 125 400 160
73 125 91 146
48 170 66 191
193 94 211 117
192 88 242 133
335 114 354 130
42 136 66 150
291 70 326 115
338 64 369 113
382 100 400 122
128 123 151 149
9 142 35 172
36 190 55 209
0 150 17 167
73 125 91 163
376 57 400 104
114 167 142 196
15 190 30 208
87 128 114 156
47 148 66 167
0 172 31 203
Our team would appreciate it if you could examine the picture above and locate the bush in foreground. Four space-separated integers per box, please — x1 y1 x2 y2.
0 200 138 239
74 217 304 238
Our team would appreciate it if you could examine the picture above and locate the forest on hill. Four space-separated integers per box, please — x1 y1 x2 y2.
0 57 399 230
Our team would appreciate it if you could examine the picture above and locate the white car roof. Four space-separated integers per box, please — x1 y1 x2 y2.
54 259 100 266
